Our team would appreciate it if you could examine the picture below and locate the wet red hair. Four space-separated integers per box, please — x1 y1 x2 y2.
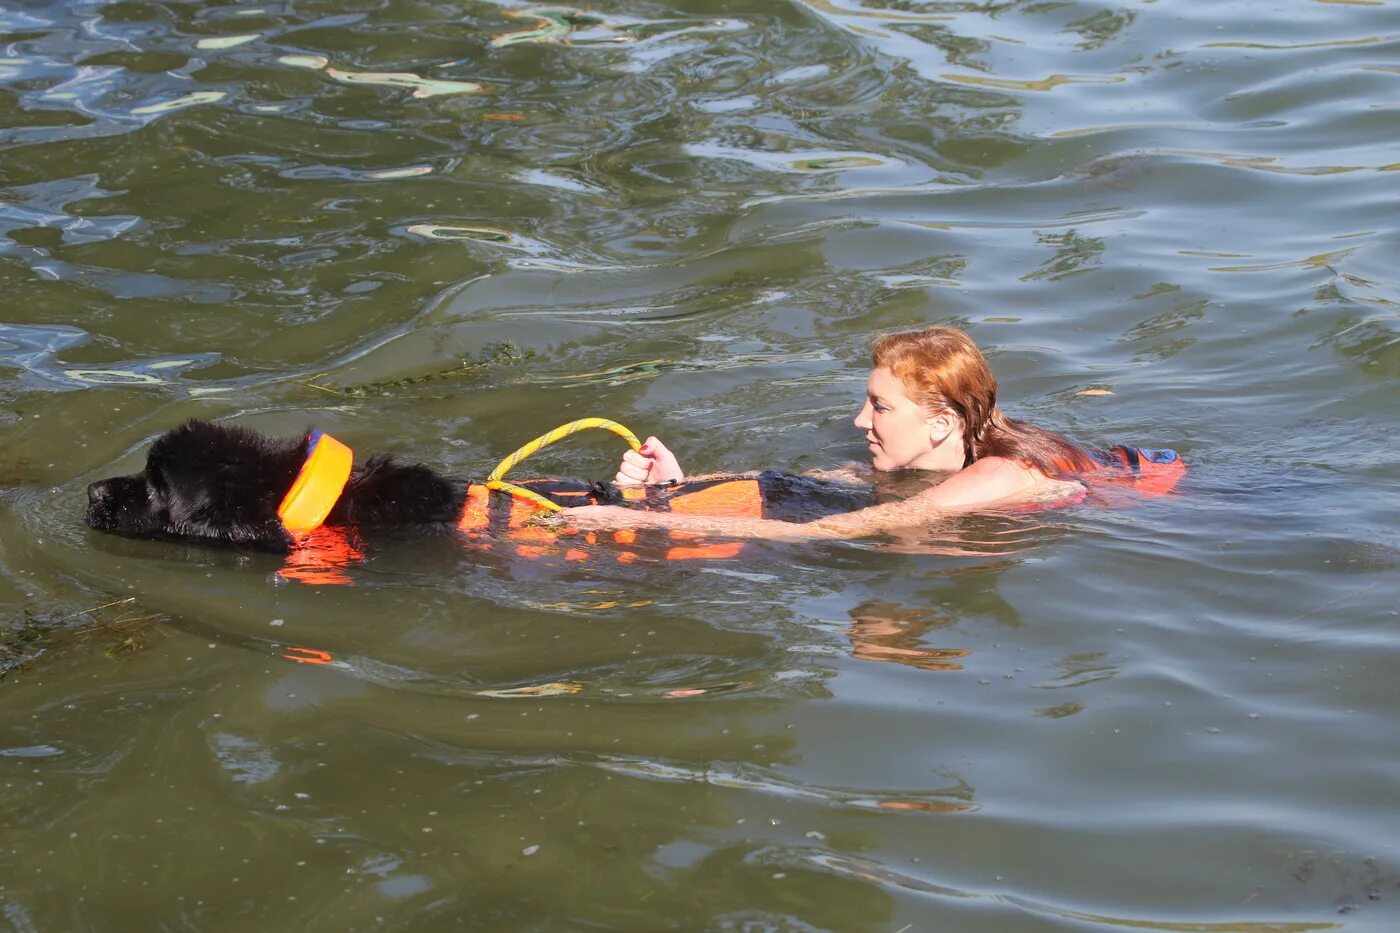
870 327 1098 475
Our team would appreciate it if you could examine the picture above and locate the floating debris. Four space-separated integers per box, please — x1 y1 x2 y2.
60 355 216 387
687 141 900 176
406 223 513 242
873 798 974 813
280 163 435 182
1033 702 1086 718
279 53 329 70
1076 388 1114 396
0 745 64 758
490 8 578 47
278 54 483 98
62 369 165 385
474 682 582 698
302 342 533 399
595 756 976 813
130 90 227 115
488 7 732 48
362 165 433 180
328 69 482 98
792 155 883 171
940 72 1125 92
195 34 260 50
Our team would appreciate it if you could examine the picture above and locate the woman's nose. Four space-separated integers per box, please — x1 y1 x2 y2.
853 403 872 431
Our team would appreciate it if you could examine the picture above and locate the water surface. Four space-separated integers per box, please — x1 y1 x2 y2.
2 0 1398 929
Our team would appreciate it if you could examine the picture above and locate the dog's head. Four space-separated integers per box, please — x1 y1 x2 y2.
86 420 306 550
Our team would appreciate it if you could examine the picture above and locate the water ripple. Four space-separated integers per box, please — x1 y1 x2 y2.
594 755 977 813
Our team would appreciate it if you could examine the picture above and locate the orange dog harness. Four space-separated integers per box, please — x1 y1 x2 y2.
457 476 781 563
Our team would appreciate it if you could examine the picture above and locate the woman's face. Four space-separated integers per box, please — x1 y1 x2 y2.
855 367 953 472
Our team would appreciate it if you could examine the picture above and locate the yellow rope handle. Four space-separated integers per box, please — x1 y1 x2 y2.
484 418 642 512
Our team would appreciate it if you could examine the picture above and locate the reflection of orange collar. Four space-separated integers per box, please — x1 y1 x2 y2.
278 431 353 537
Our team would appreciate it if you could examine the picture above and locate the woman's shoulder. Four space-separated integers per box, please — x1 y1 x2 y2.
912 456 1059 509
960 455 1045 488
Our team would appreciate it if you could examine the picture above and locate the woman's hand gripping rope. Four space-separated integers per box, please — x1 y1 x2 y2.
614 436 684 487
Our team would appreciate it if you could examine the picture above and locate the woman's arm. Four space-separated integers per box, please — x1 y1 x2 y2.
800 462 872 484
568 457 1062 541
563 496 959 541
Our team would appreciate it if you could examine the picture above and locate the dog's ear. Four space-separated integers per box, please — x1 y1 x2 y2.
140 420 306 549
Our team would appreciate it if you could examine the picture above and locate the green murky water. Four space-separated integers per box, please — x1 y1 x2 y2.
2 0 1398 929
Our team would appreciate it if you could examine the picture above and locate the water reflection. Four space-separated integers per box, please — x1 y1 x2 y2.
1022 227 1106 282
845 599 968 672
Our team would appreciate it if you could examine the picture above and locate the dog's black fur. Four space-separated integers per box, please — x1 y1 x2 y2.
86 420 469 551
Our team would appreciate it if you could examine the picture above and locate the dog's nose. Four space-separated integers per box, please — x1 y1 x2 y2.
87 481 109 505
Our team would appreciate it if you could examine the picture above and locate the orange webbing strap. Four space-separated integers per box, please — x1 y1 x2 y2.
457 485 491 531
457 483 577 531
506 495 555 557
663 479 762 518
457 483 565 559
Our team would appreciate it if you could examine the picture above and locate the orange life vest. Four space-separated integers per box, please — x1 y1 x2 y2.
1082 446 1186 497
455 473 869 563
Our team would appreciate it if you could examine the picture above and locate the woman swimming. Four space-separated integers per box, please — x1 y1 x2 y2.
564 326 1151 540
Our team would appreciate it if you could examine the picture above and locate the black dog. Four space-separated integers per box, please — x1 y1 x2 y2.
86 419 478 551
86 420 872 558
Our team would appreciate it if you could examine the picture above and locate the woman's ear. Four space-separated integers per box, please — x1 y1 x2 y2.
924 410 958 435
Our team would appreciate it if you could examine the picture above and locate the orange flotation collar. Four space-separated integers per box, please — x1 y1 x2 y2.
277 431 354 537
